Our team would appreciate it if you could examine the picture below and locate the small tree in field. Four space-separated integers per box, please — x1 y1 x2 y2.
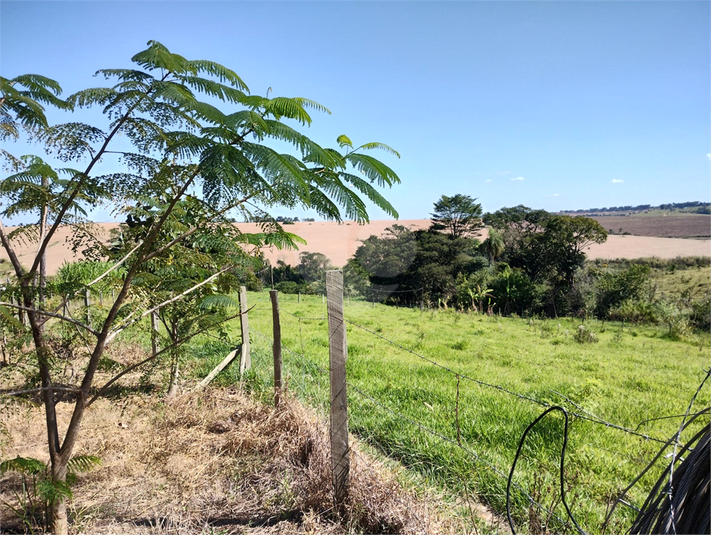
0 41 401 534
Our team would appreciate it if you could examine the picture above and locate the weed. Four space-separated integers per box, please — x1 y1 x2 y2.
573 325 598 344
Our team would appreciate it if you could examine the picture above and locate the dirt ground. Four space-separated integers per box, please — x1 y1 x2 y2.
1 220 709 276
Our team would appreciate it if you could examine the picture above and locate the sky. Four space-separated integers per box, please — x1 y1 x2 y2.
1 1 709 223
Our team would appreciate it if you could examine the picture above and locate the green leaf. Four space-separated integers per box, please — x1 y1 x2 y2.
67 455 101 474
337 134 353 148
1 456 47 476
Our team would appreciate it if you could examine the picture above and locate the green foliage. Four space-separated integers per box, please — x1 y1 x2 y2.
573 324 599 344
350 223 487 307
689 295 711 331
2 40 403 532
430 194 483 239
484 207 607 316
490 265 537 316
594 265 651 319
0 455 100 532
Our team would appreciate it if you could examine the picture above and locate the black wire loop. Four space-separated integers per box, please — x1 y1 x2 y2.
507 405 587 535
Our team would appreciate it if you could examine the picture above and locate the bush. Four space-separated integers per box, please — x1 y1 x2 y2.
594 264 651 319
689 296 711 331
655 301 690 339
573 324 598 344
491 266 537 316
608 299 658 324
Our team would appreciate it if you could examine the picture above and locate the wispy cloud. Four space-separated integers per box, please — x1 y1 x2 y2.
510 176 525 181
484 179 493 183
548 193 560 197
611 179 624 183
707 153 711 160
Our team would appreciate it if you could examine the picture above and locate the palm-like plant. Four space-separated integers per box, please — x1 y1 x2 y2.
0 41 402 534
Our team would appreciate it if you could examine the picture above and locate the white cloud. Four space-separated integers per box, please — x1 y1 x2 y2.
611 179 624 183
549 193 560 197
484 179 493 183
510 176 525 181
707 153 711 160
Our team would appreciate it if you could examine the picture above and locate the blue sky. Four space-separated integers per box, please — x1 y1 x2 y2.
1 1 709 222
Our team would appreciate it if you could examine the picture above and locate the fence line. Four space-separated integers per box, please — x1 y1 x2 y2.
343 317 669 444
348 383 571 530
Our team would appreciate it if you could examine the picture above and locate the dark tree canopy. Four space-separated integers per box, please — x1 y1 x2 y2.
430 194 483 238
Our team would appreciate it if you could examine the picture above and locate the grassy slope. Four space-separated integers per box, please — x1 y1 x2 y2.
219 292 710 534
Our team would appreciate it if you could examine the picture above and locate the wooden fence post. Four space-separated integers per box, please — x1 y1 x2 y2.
238 286 251 375
84 288 91 325
270 290 282 406
326 270 349 507
150 311 159 357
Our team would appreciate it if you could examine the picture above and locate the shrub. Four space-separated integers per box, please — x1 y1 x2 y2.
689 295 711 331
573 324 598 344
608 299 658 324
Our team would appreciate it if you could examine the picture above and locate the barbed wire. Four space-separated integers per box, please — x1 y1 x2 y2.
343 318 669 444
347 382 570 530
666 367 711 532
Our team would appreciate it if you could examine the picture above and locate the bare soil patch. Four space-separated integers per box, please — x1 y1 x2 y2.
2 219 708 278
589 212 711 238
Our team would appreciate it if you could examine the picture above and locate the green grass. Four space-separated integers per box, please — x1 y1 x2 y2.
211 292 709 533
651 265 710 302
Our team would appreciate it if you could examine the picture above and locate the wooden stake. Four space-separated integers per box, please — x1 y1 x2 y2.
326 270 349 507
238 286 251 374
150 311 159 357
270 290 282 406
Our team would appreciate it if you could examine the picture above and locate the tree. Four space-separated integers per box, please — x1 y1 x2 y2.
0 41 401 534
484 207 607 316
430 194 483 238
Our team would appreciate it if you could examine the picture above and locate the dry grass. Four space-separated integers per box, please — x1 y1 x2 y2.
1 384 471 534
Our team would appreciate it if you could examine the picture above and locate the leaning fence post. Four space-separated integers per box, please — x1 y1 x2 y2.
238 286 251 375
326 270 349 507
270 290 282 406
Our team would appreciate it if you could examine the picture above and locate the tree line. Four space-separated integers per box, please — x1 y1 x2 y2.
266 194 709 332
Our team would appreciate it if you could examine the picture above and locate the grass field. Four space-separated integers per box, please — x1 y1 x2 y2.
206 292 710 533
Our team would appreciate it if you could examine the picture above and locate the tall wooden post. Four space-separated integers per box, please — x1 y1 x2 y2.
270 290 282 406
326 270 349 507
84 288 91 325
238 286 251 375
150 311 159 356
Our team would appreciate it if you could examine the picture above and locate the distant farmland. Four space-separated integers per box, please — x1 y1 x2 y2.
587 211 710 238
2 217 710 276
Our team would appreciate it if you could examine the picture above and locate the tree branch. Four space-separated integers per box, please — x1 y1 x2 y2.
104 263 237 345
86 307 250 407
0 301 99 336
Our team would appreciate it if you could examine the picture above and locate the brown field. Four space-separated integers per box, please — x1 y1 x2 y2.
1 219 709 276
588 212 711 238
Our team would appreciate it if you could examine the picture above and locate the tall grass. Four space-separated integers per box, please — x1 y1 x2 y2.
213 292 709 533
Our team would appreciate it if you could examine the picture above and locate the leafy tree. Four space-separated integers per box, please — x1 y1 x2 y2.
0 41 401 534
430 193 483 238
484 206 606 316
351 223 486 307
